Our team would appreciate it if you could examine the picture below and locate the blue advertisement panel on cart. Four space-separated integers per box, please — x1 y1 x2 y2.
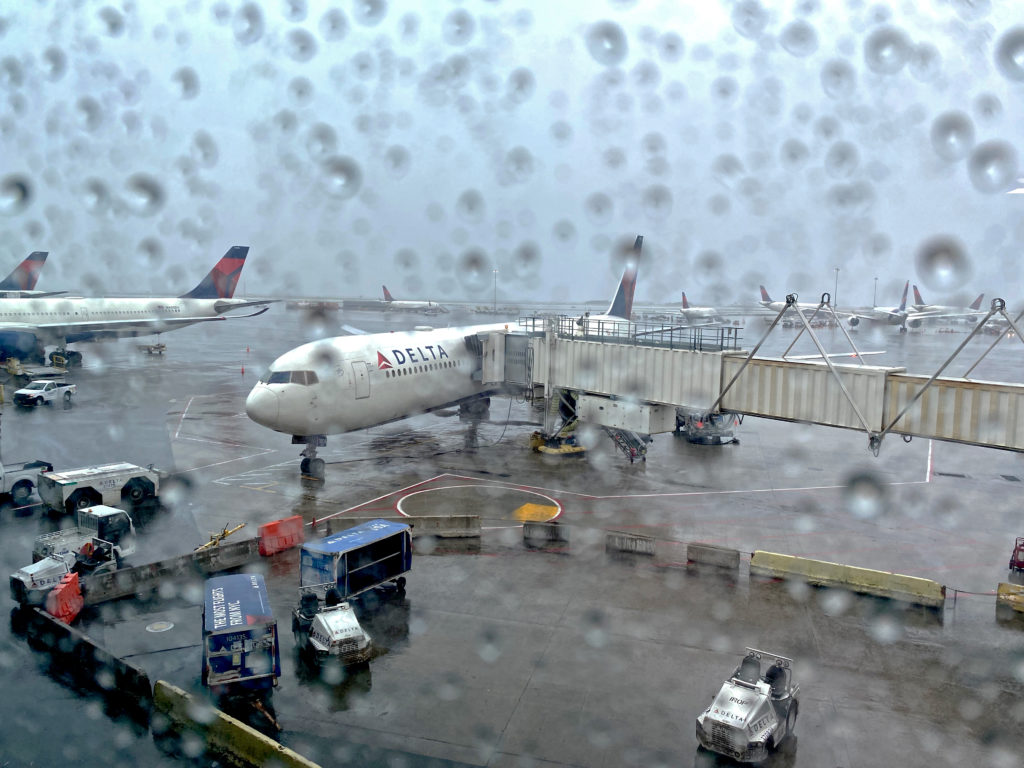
202 573 281 695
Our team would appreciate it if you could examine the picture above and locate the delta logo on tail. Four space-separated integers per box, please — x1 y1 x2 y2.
0 251 47 291
376 344 450 370
180 246 249 299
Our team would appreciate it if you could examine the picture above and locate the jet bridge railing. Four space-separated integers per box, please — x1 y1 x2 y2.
516 315 742 352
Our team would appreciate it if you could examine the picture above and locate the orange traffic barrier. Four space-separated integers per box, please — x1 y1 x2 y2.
258 515 306 556
45 571 84 624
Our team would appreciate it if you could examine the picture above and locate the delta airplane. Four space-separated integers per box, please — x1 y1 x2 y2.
0 251 66 298
911 285 985 319
761 281 930 332
382 285 449 314
0 246 271 365
247 236 644 479
679 292 725 326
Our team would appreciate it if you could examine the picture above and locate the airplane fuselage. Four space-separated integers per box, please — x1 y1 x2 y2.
0 296 263 346
246 323 511 436
385 300 447 314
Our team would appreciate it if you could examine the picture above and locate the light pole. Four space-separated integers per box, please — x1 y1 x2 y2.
493 268 498 312
873 276 878 307
833 267 839 309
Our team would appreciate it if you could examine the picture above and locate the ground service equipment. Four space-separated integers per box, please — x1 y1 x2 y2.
202 573 281 697
37 461 160 515
32 505 135 567
299 519 411 604
9 555 71 605
293 592 373 667
1010 537 1024 573
696 648 800 763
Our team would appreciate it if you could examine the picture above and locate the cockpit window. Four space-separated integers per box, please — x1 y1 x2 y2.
262 371 292 385
260 370 319 385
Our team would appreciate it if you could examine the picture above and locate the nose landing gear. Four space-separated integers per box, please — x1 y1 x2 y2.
294 435 327 479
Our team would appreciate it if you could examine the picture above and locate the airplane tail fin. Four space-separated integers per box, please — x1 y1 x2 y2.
0 251 47 291
382 285 394 302
898 280 909 313
759 285 772 303
605 236 642 320
681 291 690 310
179 246 249 299
970 293 984 310
912 285 924 306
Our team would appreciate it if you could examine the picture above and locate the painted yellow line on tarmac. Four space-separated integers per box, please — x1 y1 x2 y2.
515 502 559 522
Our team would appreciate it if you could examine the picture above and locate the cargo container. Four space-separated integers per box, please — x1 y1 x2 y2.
299 519 411 603
202 573 281 696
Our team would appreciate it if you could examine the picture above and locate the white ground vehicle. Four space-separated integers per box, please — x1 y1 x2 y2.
0 459 53 505
11 506 135 605
13 379 76 406
37 461 160 515
32 505 136 567
696 648 800 763
9 555 71 605
293 592 373 666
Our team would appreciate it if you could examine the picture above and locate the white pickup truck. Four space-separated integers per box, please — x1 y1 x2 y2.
0 459 53 505
13 379 76 406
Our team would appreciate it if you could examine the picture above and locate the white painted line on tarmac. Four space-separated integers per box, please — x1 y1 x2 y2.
437 472 926 501
926 439 934 483
179 448 276 473
314 474 451 524
173 396 194 440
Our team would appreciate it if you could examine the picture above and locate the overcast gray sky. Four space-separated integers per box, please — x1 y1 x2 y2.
0 0 1021 307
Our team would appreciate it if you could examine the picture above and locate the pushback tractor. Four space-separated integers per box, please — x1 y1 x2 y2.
696 648 800 763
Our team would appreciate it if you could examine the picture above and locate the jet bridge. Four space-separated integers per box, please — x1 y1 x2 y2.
479 299 1024 456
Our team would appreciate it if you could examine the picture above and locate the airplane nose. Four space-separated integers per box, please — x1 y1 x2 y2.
245 386 279 428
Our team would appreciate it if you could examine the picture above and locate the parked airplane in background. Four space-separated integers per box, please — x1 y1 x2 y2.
911 286 985 319
0 246 271 365
247 236 644 479
758 285 841 316
0 251 66 298
382 285 448 315
761 281 939 332
679 292 725 326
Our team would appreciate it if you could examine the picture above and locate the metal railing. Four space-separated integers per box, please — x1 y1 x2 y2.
517 315 742 352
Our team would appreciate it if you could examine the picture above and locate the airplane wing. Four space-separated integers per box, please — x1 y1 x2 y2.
213 298 276 313
221 306 270 319
908 309 985 320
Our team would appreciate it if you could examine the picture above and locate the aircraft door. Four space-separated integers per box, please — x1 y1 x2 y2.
352 361 370 399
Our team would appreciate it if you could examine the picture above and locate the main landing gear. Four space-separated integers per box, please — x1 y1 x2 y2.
49 349 83 366
294 435 327 479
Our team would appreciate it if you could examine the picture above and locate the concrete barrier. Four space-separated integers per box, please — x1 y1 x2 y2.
523 521 569 545
997 582 1024 614
81 538 260 605
750 550 946 608
687 542 741 570
23 607 152 717
326 515 480 538
605 531 655 556
154 681 321 768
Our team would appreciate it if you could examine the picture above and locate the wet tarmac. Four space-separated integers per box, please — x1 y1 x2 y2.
3 307 1024 767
